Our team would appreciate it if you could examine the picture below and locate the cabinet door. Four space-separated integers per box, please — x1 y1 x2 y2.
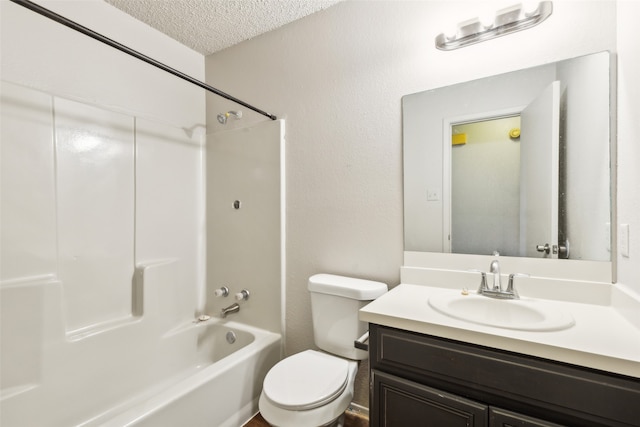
490 407 564 427
372 370 488 427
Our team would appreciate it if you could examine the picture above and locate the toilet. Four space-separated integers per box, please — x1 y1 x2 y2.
259 274 388 427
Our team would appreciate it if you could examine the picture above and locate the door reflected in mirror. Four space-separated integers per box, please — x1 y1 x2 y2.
403 51 612 262
450 116 522 257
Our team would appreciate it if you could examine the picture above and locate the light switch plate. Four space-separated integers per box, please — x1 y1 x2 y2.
620 224 630 258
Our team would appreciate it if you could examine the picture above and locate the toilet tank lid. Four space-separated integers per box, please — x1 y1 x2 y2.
308 274 388 300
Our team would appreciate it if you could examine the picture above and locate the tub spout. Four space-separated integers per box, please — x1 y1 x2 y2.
221 303 240 318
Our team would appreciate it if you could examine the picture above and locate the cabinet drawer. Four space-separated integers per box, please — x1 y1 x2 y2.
490 407 564 427
370 324 640 427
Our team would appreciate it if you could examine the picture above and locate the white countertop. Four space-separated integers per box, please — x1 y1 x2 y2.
360 282 640 378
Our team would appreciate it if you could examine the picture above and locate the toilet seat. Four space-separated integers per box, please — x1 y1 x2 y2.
262 350 349 411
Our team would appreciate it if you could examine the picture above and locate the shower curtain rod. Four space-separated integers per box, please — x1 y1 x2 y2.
10 0 278 121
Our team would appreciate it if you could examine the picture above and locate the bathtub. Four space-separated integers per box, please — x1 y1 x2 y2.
87 320 282 427
1 259 282 427
0 294 281 427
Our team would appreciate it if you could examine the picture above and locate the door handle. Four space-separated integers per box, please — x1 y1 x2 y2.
536 243 551 254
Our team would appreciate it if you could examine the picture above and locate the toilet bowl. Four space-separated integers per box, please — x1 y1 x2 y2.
258 350 358 427
258 274 388 427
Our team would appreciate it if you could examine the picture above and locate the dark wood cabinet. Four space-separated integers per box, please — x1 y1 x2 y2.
373 370 488 427
369 324 640 427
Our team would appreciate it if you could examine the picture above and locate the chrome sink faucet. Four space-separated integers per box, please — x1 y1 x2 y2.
489 259 501 291
475 260 527 300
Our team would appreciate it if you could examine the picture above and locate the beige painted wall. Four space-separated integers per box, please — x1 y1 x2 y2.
205 0 640 407
206 121 284 334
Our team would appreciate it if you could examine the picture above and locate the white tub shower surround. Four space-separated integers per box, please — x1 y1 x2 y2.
2 2 281 425
0 80 278 426
1 259 280 427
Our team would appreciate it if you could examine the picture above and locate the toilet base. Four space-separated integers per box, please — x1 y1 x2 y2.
325 412 345 427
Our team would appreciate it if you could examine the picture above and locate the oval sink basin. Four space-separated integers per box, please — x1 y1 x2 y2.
428 292 574 331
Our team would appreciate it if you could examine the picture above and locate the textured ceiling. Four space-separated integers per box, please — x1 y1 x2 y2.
104 0 342 55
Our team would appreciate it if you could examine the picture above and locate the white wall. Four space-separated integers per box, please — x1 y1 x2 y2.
205 0 636 406
616 1 640 290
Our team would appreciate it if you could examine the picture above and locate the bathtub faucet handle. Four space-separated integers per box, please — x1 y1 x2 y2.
214 286 229 297
235 289 250 301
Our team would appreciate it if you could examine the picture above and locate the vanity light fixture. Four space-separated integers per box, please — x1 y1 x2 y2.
435 1 553 51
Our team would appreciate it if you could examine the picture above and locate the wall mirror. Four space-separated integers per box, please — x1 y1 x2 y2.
403 52 614 267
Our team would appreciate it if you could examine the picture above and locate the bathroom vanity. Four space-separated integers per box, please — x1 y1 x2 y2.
360 279 640 427
368 324 638 426
379 47 638 425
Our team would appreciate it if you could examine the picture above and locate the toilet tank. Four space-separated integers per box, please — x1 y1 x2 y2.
308 274 387 360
